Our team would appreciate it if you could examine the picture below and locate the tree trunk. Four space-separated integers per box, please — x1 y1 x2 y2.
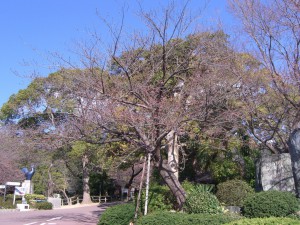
159 160 186 209
167 130 179 179
81 154 92 204
288 129 300 197
47 163 54 197
60 189 71 205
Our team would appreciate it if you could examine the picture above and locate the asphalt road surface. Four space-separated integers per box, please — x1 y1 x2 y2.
0 203 116 225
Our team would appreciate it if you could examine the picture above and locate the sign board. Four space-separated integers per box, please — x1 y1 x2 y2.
5 182 21 186
14 187 26 196
0 185 5 189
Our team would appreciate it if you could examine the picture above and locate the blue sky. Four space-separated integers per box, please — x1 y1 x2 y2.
0 0 235 108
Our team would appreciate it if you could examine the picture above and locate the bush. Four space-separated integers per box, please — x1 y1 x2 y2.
184 184 222 214
139 184 175 213
35 201 53 210
225 217 300 225
0 195 21 209
98 203 135 225
25 194 46 202
216 180 254 207
242 190 300 218
137 211 240 225
25 194 47 208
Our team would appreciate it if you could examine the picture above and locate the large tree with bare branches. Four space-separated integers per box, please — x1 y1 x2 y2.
1 2 245 208
229 0 300 195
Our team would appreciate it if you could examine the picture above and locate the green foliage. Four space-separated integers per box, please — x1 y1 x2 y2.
25 194 46 208
136 211 240 225
0 195 21 209
35 201 53 210
25 194 46 202
242 191 300 218
183 183 222 214
225 217 300 225
98 203 135 225
181 180 196 194
140 184 175 213
216 180 254 207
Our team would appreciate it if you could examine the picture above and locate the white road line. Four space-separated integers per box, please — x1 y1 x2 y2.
23 222 38 225
39 223 46 225
46 217 62 221
48 223 57 225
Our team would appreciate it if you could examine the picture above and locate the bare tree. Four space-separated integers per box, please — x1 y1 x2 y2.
229 0 300 195
54 4 242 208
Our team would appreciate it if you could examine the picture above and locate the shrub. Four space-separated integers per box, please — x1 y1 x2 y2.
216 180 254 207
25 194 46 202
139 184 175 213
184 184 222 214
225 217 300 225
0 195 21 208
242 190 300 218
137 211 240 225
35 201 53 210
24 194 47 208
98 203 135 225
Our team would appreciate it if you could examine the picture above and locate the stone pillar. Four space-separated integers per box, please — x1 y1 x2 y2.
288 129 300 197
22 180 34 194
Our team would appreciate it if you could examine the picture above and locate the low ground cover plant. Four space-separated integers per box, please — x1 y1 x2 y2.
136 211 240 225
225 217 300 225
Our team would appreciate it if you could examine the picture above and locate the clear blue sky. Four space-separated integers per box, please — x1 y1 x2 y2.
0 0 235 108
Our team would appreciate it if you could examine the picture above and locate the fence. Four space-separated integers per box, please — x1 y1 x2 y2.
61 195 113 206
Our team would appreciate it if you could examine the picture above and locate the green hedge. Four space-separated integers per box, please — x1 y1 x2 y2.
25 194 46 202
242 190 300 218
225 217 300 225
216 180 254 207
98 203 135 225
35 201 53 210
137 211 240 225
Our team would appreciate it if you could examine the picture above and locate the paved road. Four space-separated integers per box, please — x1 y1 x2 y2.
0 203 115 225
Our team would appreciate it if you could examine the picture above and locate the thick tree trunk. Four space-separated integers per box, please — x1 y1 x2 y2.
81 154 92 204
167 131 179 179
288 129 300 197
159 160 186 209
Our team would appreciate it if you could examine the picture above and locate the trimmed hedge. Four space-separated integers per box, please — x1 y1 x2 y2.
25 194 46 202
242 190 300 218
216 180 254 207
137 211 240 225
98 203 135 225
184 185 222 214
225 217 300 225
35 201 53 210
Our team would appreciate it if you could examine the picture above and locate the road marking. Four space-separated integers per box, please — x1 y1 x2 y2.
23 222 38 225
46 217 62 221
40 223 46 225
48 223 57 225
